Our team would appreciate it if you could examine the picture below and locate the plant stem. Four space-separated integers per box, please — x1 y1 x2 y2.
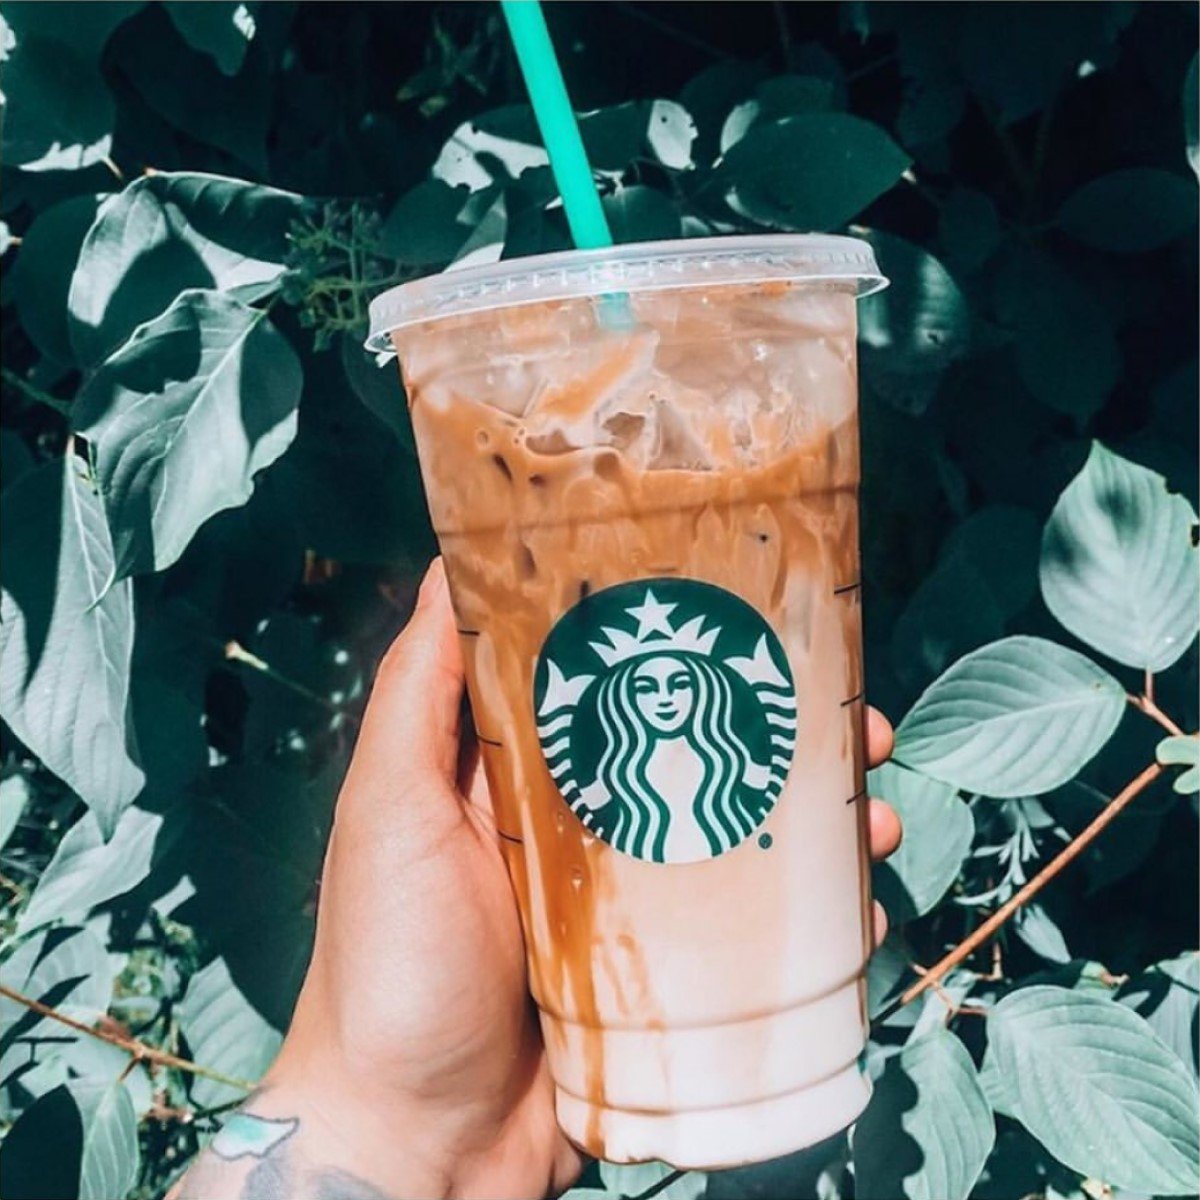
0 982 254 1092
899 759 1165 1007
772 0 794 71
0 872 27 900
986 110 1036 206
610 2 726 60
632 1170 691 1200
1127 691 1186 738
222 640 361 726
847 52 899 83
0 367 71 417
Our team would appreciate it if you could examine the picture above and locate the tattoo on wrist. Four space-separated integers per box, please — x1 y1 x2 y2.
173 1110 397 1200
213 1113 299 1160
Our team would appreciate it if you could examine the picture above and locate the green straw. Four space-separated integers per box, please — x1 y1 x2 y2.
500 0 613 251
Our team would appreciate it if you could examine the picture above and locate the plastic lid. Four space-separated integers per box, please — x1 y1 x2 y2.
366 234 886 351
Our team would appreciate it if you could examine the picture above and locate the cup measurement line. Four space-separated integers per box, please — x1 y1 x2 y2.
844 788 867 806
498 830 524 845
456 628 482 637
477 734 505 748
833 581 862 596
840 691 864 707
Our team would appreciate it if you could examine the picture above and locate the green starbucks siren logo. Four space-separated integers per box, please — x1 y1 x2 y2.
533 578 797 864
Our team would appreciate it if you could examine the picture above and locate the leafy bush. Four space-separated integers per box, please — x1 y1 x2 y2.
1 3 1197 1198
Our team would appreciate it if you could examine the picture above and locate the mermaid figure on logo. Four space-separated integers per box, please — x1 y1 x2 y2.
537 588 797 864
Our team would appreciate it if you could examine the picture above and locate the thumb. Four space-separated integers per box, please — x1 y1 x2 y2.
342 558 466 809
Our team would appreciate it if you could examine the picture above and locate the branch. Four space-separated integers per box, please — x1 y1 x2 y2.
221 639 361 727
631 1170 691 1200
0 367 72 417
1127 691 1186 738
985 110 1036 205
0 982 254 1092
900 760 1165 1007
771 0 794 71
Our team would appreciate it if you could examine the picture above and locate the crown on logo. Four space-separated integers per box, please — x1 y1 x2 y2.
588 588 721 667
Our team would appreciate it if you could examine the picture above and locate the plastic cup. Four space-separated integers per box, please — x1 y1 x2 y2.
367 235 887 1169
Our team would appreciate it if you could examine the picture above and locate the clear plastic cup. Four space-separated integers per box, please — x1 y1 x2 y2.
368 235 887 1169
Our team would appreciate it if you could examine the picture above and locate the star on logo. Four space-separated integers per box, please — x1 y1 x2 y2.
626 589 677 640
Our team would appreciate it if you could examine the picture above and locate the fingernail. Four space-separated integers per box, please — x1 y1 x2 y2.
417 557 447 607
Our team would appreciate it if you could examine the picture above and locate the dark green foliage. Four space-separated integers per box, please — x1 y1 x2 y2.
1 4 1197 1198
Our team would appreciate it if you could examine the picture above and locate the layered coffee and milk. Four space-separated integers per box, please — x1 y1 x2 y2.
374 239 881 1169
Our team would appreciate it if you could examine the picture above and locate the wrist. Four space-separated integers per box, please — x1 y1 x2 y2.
265 1043 562 1200
262 1045 454 1199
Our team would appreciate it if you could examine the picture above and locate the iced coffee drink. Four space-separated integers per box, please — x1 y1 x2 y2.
368 237 885 1169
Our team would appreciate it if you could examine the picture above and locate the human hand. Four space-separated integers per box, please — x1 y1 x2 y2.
172 559 901 1200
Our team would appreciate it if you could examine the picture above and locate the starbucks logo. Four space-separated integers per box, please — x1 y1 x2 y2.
533 578 797 864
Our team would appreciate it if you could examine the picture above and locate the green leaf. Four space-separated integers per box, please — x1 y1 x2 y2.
164 471 303 640
869 762 973 921
9 194 102 366
0 926 113 1052
1040 443 1200 671
1185 53 1198 180
647 99 697 170
891 554 1005 695
1157 736 1200 794
893 636 1126 798
941 506 1042 620
0 1 137 173
18 807 162 933
853 1029 994 1200
274 345 434 567
127 609 211 796
579 100 696 174
868 932 912 1019
1057 169 1197 253
956 5 1122 123
2 1 144 58
0 773 30 850
73 290 301 579
162 760 333 1030
450 189 507 269
719 76 837 154
988 985 1200 1194
718 114 910 231
678 60 767 168
340 334 415 450
0 457 144 833
179 957 282 1107
378 180 471 267
898 76 965 149
910 969 976 1041
1 431 35 492
1013 902 1072 964
1120 952 1199 1079
601 185 683 243
114 2 270 171
858 232 969 415
937 187 1001 272
68 171 305 367
1048 776 1167 895
0 1084 84 1199
997 249 1121 421
432 106 547 191
61 1037 153 1117
68 1079 139 1200
580 102 652 172
166 1 258 75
